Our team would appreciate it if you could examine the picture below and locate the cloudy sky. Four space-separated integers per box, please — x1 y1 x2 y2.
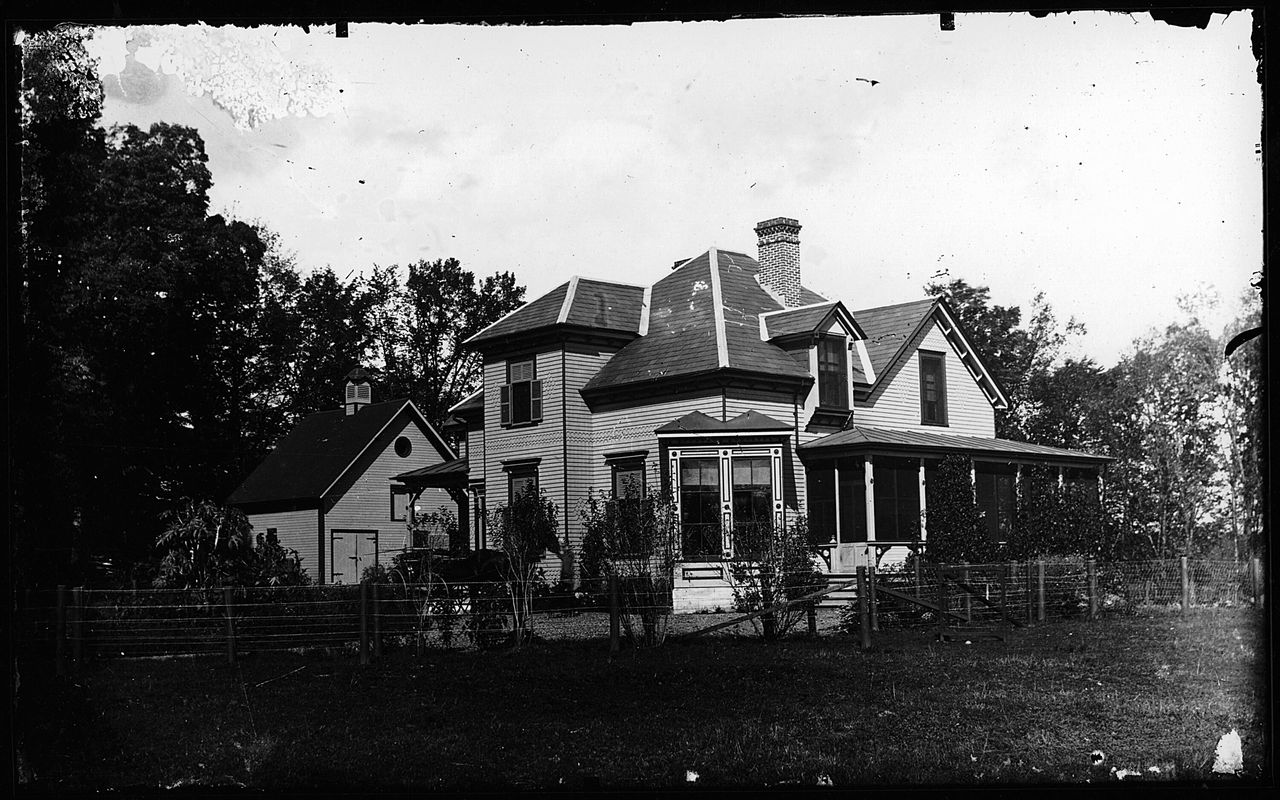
85 12 1260 367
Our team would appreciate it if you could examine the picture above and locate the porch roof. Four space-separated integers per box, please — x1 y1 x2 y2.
799 425 1111 466
394 457 470 488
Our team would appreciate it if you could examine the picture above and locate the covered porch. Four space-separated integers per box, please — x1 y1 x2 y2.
799 426 1110 571
393 457 485 552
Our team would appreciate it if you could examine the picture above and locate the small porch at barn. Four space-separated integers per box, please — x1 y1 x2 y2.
393 457 485 552
799 426 1111 572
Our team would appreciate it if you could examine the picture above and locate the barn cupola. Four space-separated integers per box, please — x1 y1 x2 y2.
755 216 802 307
344 367 374 415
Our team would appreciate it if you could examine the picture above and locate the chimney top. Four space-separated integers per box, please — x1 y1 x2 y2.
755 217 802 307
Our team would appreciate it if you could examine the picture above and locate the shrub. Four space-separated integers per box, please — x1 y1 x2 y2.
922 455 994 564
487 485 560 646
728 515 825 639
578 487 679 646
153 499 310 589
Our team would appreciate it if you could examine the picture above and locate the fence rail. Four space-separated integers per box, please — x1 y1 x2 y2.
12 556 1263 668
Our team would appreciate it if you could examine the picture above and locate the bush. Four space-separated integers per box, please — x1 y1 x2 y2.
922 455 994 564
487 485 560 646
578 487 679 646
728 515 825 639
153 499 310 589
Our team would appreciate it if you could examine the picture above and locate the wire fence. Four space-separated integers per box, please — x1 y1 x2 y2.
12 556 1264 667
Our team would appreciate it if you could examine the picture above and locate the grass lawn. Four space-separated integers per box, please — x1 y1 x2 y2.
15 607 1268 791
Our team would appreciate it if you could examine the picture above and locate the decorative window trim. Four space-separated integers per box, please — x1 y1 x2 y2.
919 350 948 426
504 458 540 504
667 445 785 559
607 454 647 499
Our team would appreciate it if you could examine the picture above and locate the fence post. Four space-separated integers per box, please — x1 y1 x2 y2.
71 587 84 665
372 581 382 660
359 581 369 666
1025 560 1034 624
1252 557 1263 608
608 574 620 655
806 601 817 637
914 557 922 599
224 587 237 665
856 566 871 649
1036 559 1046 623
1180 556 1190 614
935 564 948 638
56 585 68 677
868 565 879 633
961 564 972 622
1086 559 1098 620
999 563 1009 624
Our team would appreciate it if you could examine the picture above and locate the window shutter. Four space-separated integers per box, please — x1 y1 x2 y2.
530 380 542 422
500 384 511 426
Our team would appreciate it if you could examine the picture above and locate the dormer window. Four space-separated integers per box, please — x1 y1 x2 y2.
919 351 947 426
817 335 849 409
500 357 542 427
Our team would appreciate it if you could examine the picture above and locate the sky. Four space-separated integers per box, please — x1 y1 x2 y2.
82 12 1261 368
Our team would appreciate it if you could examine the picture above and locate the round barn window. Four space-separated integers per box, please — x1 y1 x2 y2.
395 436 412 458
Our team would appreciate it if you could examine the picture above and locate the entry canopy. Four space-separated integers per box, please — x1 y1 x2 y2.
395 457 470 489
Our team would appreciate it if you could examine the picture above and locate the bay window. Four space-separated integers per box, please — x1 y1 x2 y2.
669 446 785 559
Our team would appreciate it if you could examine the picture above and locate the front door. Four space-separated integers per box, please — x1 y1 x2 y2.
330 529 378 584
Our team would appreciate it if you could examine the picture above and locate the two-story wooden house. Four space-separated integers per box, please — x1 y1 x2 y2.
398 217 1108 610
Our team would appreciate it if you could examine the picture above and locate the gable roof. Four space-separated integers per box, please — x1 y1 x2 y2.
582 249 816 394
799 425 1110 465
761 300 867 341
227 399 452 507
849 298 1008 409
464 276 645 348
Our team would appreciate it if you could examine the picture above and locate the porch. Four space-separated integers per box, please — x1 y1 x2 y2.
798 425 1110 572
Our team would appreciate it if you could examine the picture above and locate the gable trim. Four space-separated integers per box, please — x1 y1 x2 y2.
933 303 1009 409
317 400 457 502
707 247 729 369
447 388 483 414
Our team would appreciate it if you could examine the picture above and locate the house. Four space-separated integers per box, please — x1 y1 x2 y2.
227 369 457 584
394 217 1110 611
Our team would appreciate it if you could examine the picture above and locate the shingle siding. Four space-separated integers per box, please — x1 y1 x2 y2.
855 323 996 437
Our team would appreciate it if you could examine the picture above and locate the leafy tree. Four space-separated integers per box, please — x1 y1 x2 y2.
291 267 381 415
370 259 525 426
924 280 1083 441
1217 289 1264 560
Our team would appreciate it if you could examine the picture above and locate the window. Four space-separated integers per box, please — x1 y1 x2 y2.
873 457 921 542
836 459 867 543
394 436 412 458
508 465 538 504
611 460 646 501
391 487 412 522
807 466 837 543
679 458 721 558
731 456 773 554
500 358 542 427
818 336 849 409
919 352 947 425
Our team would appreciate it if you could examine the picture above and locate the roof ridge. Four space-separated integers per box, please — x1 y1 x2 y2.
850 297 938 315
707 247 729 369
556 275 580 324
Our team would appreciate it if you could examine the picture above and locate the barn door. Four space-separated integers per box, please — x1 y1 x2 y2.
330 530 378 584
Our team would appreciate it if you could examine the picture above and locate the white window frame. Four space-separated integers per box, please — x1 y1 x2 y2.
668 445 785 559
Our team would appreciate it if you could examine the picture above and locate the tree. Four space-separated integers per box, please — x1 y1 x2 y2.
924 280 1084 441
922 454 995 563
727 516 825 639
370 259 525 426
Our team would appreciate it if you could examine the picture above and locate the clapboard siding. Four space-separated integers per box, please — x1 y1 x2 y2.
562 344 617 568
855 323 996 437
247 509 320 579
326 418 451 574
483 350 567 581
589 393 724 500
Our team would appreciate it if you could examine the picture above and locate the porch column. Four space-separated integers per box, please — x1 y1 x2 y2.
917 458 927 543
864 456 876 544
833 461 842 542
454 487 470 552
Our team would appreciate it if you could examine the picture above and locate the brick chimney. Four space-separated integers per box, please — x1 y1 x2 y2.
344 367 373 415
755 217 802 307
